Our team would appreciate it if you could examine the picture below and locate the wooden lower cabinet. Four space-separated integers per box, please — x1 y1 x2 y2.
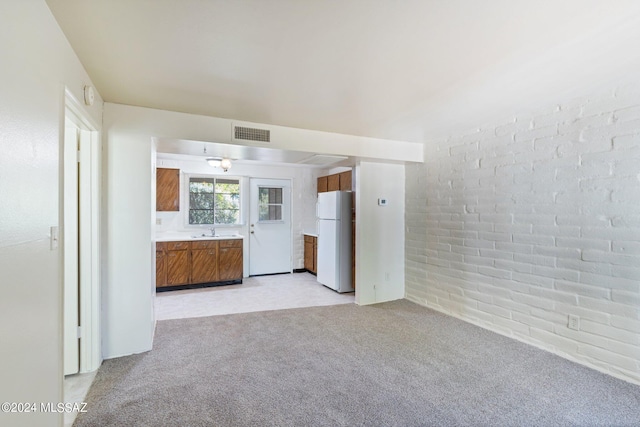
191 240 218 284
304 235 317 274
166 241 190 286
219 239 243 281
156 242 167 287
156 238 243 290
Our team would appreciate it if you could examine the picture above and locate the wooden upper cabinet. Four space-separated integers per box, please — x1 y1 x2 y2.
327 174 340 192
156 168 180 211
317 176 328 194
339 170 352 191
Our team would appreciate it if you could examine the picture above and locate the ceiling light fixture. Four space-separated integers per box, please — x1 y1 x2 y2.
206 157 232 172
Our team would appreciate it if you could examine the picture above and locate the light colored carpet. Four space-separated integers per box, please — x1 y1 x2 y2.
74 300 640 426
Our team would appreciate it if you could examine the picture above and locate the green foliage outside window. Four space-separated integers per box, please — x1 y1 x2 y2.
189 177 240 225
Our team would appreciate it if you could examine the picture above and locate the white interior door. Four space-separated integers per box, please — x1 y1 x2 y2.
63 122 79 376
249 178 292 275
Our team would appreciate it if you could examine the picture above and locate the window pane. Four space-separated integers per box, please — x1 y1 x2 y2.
190 209 215 224
189 177 240 225
190 192 214 209
215 209 239 224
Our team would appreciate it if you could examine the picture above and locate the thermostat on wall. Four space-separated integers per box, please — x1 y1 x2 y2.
378 198 388 206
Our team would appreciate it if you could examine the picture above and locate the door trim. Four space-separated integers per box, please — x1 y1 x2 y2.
64 88 101 374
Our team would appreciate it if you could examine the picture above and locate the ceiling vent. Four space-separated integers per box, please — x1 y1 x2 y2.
298 154 349 166
233 125 271 143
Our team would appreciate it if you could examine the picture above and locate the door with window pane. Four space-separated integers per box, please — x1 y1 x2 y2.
249 178 291 275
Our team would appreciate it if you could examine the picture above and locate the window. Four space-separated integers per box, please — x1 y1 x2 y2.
258 187 283 222
188 177 240 225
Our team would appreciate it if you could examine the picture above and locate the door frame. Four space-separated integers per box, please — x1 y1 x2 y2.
63 88 101 374
247 177 293 276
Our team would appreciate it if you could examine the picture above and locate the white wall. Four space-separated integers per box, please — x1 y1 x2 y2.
155 156 320 272
0 2 103 426
406 82 640 384
356 162 405 305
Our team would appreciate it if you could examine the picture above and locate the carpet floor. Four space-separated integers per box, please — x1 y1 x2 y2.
74 300 640 426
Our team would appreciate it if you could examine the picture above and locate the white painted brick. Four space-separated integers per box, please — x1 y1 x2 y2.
579 272 639 292
582 249 637 267
477 301 511 318
511 292 555 310
532 265 580 282
494 259 532 274
578 345 638 372
611 290 640 307
611 316 640 333
612 265 640 281
495 242 533 254
578 296 639 320
554 280 611 299
557 258 611 276
512 272 554 288
612 133 640 151
512 312 555 332
530 328 578 354
514 124 559 143
406 84 640 384
512 234 555 246
555 237 610 252
529 286 577 305
478 266 512 280
612 240 640 255
580 319 639 345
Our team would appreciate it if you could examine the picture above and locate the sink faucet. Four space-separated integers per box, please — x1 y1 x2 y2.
210 227 216 236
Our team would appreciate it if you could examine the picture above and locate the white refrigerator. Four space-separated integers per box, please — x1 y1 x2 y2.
317 191 353 293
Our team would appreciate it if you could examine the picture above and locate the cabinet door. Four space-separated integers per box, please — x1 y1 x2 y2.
156 243 167 287
312 236 317 274
167 246 190 285
156 168 180 211
191 243 218 284
327 174 340 192
339 170 352 191
317 176 328 194
219 239 243 281
304 237 314 271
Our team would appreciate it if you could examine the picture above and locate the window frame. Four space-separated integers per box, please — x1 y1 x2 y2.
184 174 242 227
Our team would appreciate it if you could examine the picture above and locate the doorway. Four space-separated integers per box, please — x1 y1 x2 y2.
248 178 292 276
63 89 101 376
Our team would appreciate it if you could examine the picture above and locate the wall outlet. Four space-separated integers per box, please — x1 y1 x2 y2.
568 314 580 330
156 218 162 225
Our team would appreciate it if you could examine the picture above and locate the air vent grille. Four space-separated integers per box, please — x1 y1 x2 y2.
234 126 270 143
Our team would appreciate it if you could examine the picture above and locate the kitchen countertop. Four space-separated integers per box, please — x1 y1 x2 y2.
156 234 244 242
303 233 318 237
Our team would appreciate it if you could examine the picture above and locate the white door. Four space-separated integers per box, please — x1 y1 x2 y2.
249 178 292 275
63 122 79 376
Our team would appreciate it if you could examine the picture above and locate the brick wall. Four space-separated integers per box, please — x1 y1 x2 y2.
406 83 640 384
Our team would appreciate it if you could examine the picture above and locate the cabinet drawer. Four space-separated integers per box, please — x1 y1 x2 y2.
219 239 242 248
304 235 314 243
167 241 190 251
156 242 166 251
191 240 218 250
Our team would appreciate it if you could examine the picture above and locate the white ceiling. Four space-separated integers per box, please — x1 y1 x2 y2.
47 0 640 147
